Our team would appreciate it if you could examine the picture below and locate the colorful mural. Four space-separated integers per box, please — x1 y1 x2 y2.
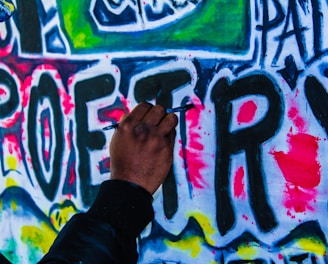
0 0 328 263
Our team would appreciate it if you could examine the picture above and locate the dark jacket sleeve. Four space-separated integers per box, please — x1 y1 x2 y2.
38 180 154 264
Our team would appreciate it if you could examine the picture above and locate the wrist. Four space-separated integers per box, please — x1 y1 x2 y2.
87 180 154 237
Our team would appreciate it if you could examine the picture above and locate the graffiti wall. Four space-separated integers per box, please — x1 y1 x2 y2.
0 0 328 263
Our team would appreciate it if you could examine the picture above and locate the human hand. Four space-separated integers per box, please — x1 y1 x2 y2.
109 103 178 194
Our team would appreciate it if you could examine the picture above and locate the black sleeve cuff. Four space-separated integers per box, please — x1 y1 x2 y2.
87 180 154 238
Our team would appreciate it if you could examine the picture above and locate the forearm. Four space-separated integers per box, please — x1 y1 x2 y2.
38 180 154 264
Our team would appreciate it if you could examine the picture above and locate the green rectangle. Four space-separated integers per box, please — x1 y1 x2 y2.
57 0 250 54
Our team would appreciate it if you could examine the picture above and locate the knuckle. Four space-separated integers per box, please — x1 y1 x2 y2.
154 104 166 114
166 113 178 126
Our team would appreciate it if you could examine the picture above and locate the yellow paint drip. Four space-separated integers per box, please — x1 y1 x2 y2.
5 178 17 188
164 236 203 258
6 155 17 170
10 200 17 211
237 243 258 259
21 223 57 254
186 212 216 246
298 238 326 256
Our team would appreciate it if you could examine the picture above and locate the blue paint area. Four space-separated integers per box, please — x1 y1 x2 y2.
0 0 14 22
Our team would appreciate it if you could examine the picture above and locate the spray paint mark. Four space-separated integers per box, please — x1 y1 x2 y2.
270 133 320 213
98 97 129 124
270 98 321 214
237 100 257 125
0 86 7 98
58 88 74 115
179 99 207 189
6 134 20 157
288 106 306 132
234 166 246 200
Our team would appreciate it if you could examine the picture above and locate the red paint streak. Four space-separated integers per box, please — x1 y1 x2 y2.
284 184 316 213
0 112 21 128
55 73 61 80
103 97 130 123
36 64 57 71
0 44 14 56
5 134 22 161
272 133 320 187
43 115 50 137
44 150 49 162
103 158 110 171
21 76 33 108
66 132 71 150
0 87 7 96
288 106 305 132
233 166 246 199
242 214 248 220
42 117 51 161
179 99 207 188
270 133 320 213
68 165 76 186
237 100 257 124
105 108 126 123
58 88 74 115
67 76 74 86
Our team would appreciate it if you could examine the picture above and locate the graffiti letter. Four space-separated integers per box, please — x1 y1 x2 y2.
134 69 192 219
0 68 19 120
256 0 285 67
211 73 283 235
75 74 115 206
272 0 307 65
28 73 63 200
15 0 42 53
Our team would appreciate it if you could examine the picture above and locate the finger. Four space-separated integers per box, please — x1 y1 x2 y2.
142 104 166 127
168 128 177 149
119 113 129 122
123 102 153 124
157 113 178 135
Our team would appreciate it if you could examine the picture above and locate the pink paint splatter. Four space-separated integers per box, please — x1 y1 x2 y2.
58 88 74 115
66 132 72 151
284 183 316 213
178 99 207 189
68 165 76 186
42 115 50 137
288 106 306 132
5 134 22 161
270 133 320 213
104 108 126 123
0 87 7 96
237 100 257 124
233 166 246 199
0 111 21 128
44 150 50 162
0 44 14 57
242 214 249 220
270 99 320 215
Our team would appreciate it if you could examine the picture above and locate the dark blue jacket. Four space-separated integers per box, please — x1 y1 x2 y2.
1 180 154 264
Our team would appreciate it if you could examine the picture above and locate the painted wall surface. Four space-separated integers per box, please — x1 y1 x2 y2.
0 0 327 263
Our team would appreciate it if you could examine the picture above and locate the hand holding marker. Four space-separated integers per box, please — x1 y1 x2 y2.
103 103 194 131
